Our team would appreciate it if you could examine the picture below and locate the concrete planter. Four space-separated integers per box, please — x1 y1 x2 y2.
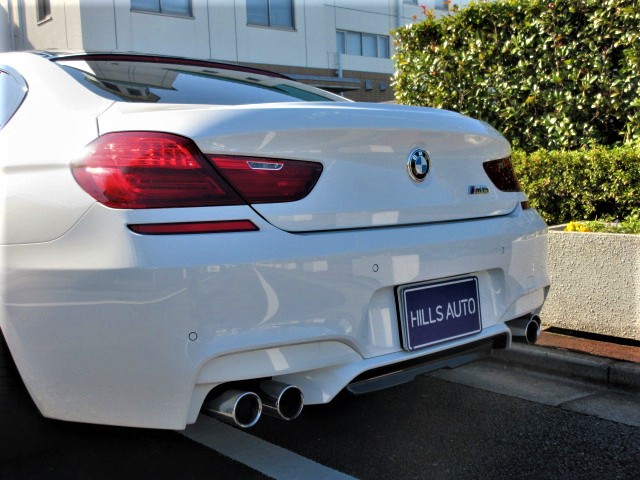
541 227 640 341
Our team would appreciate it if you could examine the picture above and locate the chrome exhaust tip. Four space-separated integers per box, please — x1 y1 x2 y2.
202 390 262 428
507 315 541 345
259 380 304 421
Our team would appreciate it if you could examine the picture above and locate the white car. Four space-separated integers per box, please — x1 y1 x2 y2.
0 51 549 429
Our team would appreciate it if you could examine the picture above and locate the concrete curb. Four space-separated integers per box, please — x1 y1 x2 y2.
490 343 640 391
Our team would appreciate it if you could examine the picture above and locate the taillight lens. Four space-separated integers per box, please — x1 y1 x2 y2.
208 156 323 203
128 220 258 235
72 132 244 209
482 157 522 192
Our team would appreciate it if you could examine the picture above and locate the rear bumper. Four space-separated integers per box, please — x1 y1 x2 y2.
1 204 549 429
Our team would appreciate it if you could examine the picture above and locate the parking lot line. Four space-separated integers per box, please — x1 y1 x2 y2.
182 415 358 480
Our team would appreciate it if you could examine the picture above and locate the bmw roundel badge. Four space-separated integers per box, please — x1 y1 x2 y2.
407 147 430 182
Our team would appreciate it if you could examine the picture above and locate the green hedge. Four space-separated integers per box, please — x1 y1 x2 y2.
393 0 640 152
512 146 640 225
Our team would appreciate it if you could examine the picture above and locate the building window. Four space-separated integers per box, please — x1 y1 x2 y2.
131 0 192 16
336 30 390 59
404 0 418 4
435 1 452 10
37 0 51 22
247 0 294 29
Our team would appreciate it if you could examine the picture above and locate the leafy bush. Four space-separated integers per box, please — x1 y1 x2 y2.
393 0 640 152
512 146 640 225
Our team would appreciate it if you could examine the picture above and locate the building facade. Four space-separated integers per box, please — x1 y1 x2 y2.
1 0 474 101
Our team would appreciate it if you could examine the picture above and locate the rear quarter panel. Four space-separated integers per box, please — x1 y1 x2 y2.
0 53 113 244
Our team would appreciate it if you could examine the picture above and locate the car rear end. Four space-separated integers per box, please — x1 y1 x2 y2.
0 52 549 429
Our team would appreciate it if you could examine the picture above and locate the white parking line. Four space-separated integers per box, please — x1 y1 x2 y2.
182 415 358 480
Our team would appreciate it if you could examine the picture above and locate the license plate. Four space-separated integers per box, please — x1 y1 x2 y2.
398 277 482 351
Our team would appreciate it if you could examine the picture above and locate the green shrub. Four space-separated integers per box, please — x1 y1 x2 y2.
512 146 640 225
393 0 640 152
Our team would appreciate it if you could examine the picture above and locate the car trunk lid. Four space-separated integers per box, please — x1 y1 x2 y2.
98 102 520 232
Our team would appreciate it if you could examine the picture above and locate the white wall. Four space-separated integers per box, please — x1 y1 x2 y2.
0 0 11 52
207 0 237 62
4 0 21 50
18 0 70 50
233 0 308 66
112 0 210 57
6 0 479 70
78 0 117 51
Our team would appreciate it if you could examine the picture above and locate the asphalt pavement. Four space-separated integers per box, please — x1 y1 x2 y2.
1 328 639 479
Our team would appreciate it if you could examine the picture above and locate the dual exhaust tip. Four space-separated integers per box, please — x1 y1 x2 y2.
202 380 304 429
507 314 541 345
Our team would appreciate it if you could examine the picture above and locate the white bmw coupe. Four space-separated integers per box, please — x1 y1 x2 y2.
0 52 549 429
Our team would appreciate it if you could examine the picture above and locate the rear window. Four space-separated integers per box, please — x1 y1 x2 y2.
55 57 345 105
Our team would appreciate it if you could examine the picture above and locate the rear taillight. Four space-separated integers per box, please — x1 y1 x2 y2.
72 132 244 209
482 157 522 192
208 156 323 203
